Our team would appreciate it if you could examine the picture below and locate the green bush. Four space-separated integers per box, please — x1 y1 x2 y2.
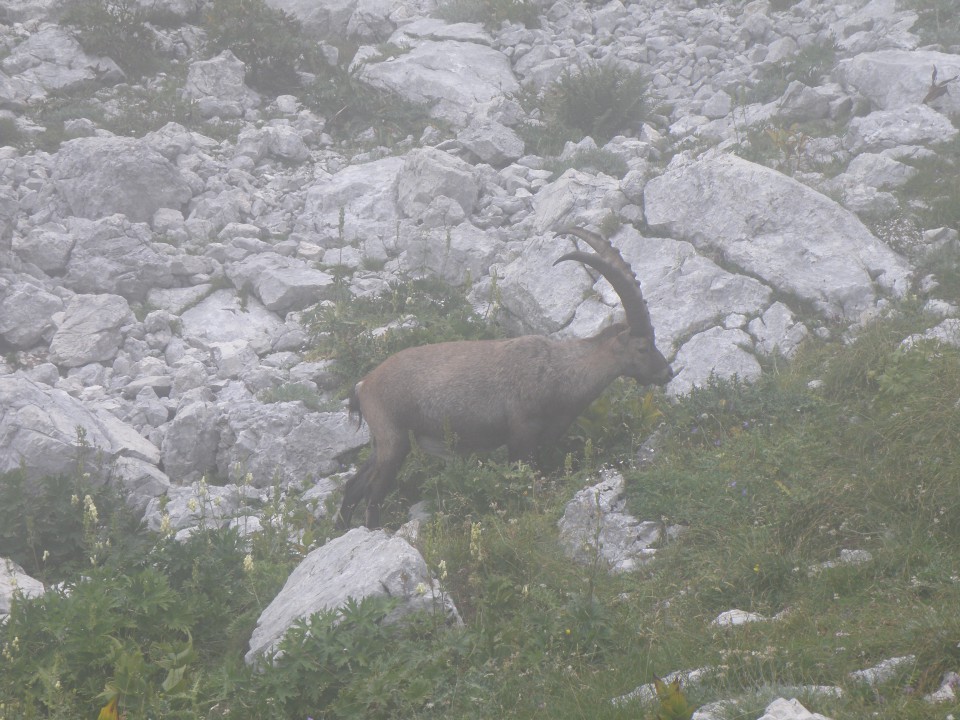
434 0 540 29
203 0 309 94
302 63 437 145
518 61 649 154
63 0 164 79
544 147 630 179
0 467 136 581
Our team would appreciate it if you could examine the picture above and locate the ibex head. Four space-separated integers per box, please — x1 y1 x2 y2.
554 226 671 386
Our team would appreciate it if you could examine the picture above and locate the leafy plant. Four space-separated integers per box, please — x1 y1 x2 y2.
228 596 459 719
518 61 649 154
63 0 164 79
203 0 310 94
544 147 630 179
0 468 136 581
302 62 436 146
434 0 540 29
744 40 837 104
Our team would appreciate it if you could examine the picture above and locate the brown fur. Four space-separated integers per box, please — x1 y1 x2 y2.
335 230 672 529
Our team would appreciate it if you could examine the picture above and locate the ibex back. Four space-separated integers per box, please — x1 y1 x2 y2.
336 227 672 529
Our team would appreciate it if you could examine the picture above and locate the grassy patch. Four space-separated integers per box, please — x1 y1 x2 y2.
4 308 960 718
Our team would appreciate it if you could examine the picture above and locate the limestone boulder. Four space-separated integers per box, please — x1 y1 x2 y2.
52 136 193 222
644 153 912 320
48 294 133 368
245 527 460 665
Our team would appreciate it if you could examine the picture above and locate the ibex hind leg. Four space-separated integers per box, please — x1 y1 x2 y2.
335 455 376 530
363 444 409 529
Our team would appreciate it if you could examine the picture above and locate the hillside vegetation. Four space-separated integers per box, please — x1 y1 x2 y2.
3 292 960 719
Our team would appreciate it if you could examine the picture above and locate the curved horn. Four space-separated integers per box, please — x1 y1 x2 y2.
553 227 654 334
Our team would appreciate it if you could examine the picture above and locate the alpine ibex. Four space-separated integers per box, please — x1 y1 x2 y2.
335 227 672 529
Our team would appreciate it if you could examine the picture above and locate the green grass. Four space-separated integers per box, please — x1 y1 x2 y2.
3 304 960 718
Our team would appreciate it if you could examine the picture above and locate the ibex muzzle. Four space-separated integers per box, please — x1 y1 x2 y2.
335 227 671 529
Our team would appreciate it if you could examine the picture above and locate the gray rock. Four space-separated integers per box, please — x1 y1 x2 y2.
845 104 959 153
52 136 193 222
226 252 336 312
216 402 368 487
179 289 285 355
245 527 460 665
0 375 159 479
48 294 133 368
359 24 519 127
606 227 772 357
183 50 260 118
161 400 221 482
1 25 123 96
496 236 595 335
667 327 761 397
644 153 911 319
235 124 310 164
61 216 181 301
840 152 917 190
402 223 505 285
0 275 63 348
836 50 960 114
531 169 623 233
397 147 479 220
558 468 677 573
299 156 405 240
1 558 44 620
111 456 174 513
456 117 525 166
748 302 809 358
12 223 74 272
265 0 424 41
142 479 262 532
0 189 16 251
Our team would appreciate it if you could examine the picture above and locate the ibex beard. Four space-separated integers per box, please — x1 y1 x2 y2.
335 227 672 529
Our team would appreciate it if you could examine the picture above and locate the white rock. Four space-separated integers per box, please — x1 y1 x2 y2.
52 136 193 223
179 289 284 355
748 302 809 358
0 275 63 349
836 50 960 114
845 104 959 153
244 527 460 665
396 147 479 219
183 50 260 118
558 468 676 573
49 294 133 368
0 558 45 618
667 327 761 397
758 697 832 720
359 30 519 127
644 153 911 319
712 609 768 626
849 655 916 685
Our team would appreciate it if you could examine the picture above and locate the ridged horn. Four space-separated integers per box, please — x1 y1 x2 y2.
553 227 654 334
